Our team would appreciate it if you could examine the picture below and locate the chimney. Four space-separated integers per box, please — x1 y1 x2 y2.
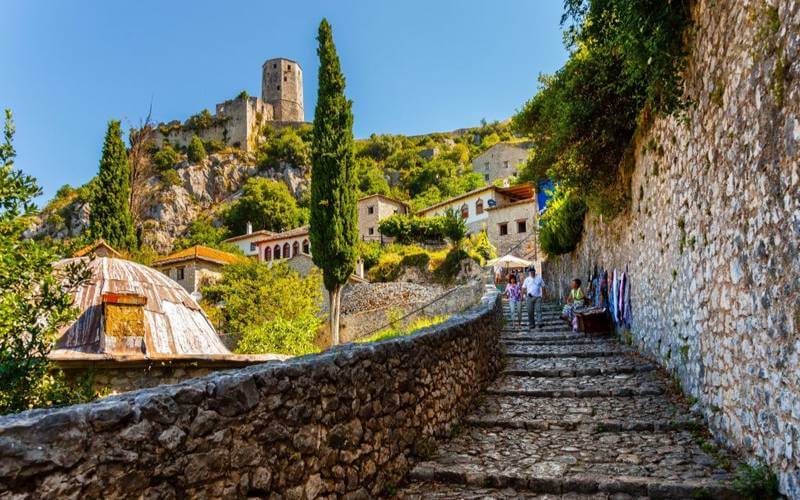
246 221 253 235
101 292 148 354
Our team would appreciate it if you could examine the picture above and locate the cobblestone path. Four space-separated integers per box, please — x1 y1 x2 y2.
399 301 743 499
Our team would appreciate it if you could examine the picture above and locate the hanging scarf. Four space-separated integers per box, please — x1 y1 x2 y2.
624 274 633 329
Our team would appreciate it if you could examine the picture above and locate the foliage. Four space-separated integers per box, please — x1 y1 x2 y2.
514 0 691 216
733 463 780 500
355 157 390 196
310 19 359 314
378 211 465 246
433 247 470 284
172 215 239 253
358 311 449 343
201 261 322 356
258 126 311 169
465 230 496 264
0 109 97 414
203 139 225 154
187 135 207 163
366 244 476 285
224 178 305 234
153 142 180 171
89 120 137 250
538 186 587 257
185 109 216 132
357 240 386 271
441 208 467 246
160 168 181 187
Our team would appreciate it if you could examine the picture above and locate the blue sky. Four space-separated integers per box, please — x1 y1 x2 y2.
1 1 568 203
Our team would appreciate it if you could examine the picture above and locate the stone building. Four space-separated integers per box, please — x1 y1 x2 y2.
152 245 245 298
254 226 311 263
357 194 409 243
472 142 532 184
73 239 122 259
154 57 305 152
484 195 539 258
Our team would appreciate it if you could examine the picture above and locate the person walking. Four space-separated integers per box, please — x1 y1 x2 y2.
522 266 546 331
505 274 523 328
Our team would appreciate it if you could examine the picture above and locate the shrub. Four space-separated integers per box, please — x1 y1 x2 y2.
203 139 225 154
538 186 587 257
223 177 305 234
185 109 215 132
400 251 430 269
733 463 780 500
257 126 311 169
378 214 457 245
466 230 496 264
358 240 385 271
153 143 179 171
160 168 181 187
433 248 470 284
187 135 207 162
367 253 403 282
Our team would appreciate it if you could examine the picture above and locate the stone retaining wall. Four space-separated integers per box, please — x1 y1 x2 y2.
542 0 799 495
0 291 503 498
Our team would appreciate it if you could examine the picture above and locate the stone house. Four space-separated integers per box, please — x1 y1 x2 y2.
357 194 409 243
485 197 539 258
73 239 122 259
152 245 245 298
472 142 532 184
254 226 311 263
223 222 273 258
153 57 305 153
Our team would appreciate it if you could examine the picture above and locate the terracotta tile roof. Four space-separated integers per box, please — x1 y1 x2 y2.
73 239 122 258
222 229 274 243
416 183 535 215
254 226 310 245
152 245 246 267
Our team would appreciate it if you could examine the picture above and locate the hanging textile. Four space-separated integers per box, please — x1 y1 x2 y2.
618 272 627 325
610 270 618 323
624 274 633 329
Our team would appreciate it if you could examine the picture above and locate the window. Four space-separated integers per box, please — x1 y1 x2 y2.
176 267 185 280
249 242 256 252
284 76 287 82
277 85 281 90
273 63 277 68
484 174 490 181
367 206 374 215
504 161 509 168
460 203 469 219
476 199 484 215
287 64 292 70
293 241 300 256
517 220 527 233
302 239 310 254
274 244 281 259
499 223 508 236
368 227 375 235
264 246 272 261
283 242 290 258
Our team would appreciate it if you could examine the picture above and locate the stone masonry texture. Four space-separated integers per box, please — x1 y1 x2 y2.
0 292 503 498
542 0 800 496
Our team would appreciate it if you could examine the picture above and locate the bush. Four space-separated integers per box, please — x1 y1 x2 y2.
223 177 305 234
433 248 470 284
538 186 587 257
187 135 207 162
203 139 225 154
160 168 181 187
367 253 403 282
400 251 430 269
153 143 179 171
185 109 215 131
378 214 451 244
257 126 311 169
466 230 496 264
358 240 385 271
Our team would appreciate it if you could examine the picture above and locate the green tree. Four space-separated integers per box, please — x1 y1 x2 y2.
224 178 304 235
187 134 207 162
173 215 240 252
201 261 322 356
153 142 179 171
310 19 359 345
355 157 390 196
89 120 137 250
258 126 311 169
0 110 94 414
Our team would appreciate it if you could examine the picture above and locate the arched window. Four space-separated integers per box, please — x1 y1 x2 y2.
292 241 300 257
460 203 469 220
302 239 310 254
476 198 484 215
264 246 272 261
274 244 281 259
283 243 290 258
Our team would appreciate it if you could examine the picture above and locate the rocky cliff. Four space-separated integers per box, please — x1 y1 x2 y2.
26 153 309 253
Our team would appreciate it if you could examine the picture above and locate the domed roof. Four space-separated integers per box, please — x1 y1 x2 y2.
54 257 229 356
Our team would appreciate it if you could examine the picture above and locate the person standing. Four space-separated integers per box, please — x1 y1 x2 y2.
505 274 523 328
523 266 546 331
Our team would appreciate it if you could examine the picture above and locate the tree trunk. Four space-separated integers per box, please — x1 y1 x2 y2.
329 283 341 346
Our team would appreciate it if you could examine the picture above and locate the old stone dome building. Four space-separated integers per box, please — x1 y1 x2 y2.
53 256 229 356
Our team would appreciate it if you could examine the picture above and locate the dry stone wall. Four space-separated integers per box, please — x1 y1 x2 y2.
0 292 503 498
542 0 799 495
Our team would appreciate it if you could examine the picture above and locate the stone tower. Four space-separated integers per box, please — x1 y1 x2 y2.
262 58 304 122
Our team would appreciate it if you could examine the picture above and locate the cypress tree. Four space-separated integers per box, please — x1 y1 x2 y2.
310 19 358 345
90 120 137 250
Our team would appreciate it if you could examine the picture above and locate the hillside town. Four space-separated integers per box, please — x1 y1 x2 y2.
1 1 798 498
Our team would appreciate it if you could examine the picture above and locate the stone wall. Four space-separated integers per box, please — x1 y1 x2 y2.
0 291 502 498
541 0 799 495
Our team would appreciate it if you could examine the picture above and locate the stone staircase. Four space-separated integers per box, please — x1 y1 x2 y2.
398 301 742 499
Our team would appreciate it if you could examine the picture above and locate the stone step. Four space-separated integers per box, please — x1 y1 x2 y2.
502 337 613 346
465 395 698 432
486 372 666 398
505 343 633 359
406 427 739 498
399 481 620 498
503 355 656 377
501 333 584 343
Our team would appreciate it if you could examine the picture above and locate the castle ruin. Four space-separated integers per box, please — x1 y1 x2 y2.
154 57 305 153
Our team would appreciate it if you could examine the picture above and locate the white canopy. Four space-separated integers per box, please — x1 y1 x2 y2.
487 254 533 269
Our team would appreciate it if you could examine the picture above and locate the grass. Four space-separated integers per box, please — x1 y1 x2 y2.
357 314 450 343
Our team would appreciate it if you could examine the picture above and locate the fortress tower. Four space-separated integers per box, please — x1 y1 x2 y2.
262 58 304 122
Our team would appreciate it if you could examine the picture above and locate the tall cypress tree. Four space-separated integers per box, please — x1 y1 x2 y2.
90 120 137 251
310 19 358 345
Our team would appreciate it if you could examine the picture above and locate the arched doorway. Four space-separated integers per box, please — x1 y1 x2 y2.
274 244 281 259
302 239 310 254
264 246 272 261
283 242 290 258
292 241 300 257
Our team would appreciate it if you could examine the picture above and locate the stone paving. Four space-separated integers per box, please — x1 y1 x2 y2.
398 302 743 498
